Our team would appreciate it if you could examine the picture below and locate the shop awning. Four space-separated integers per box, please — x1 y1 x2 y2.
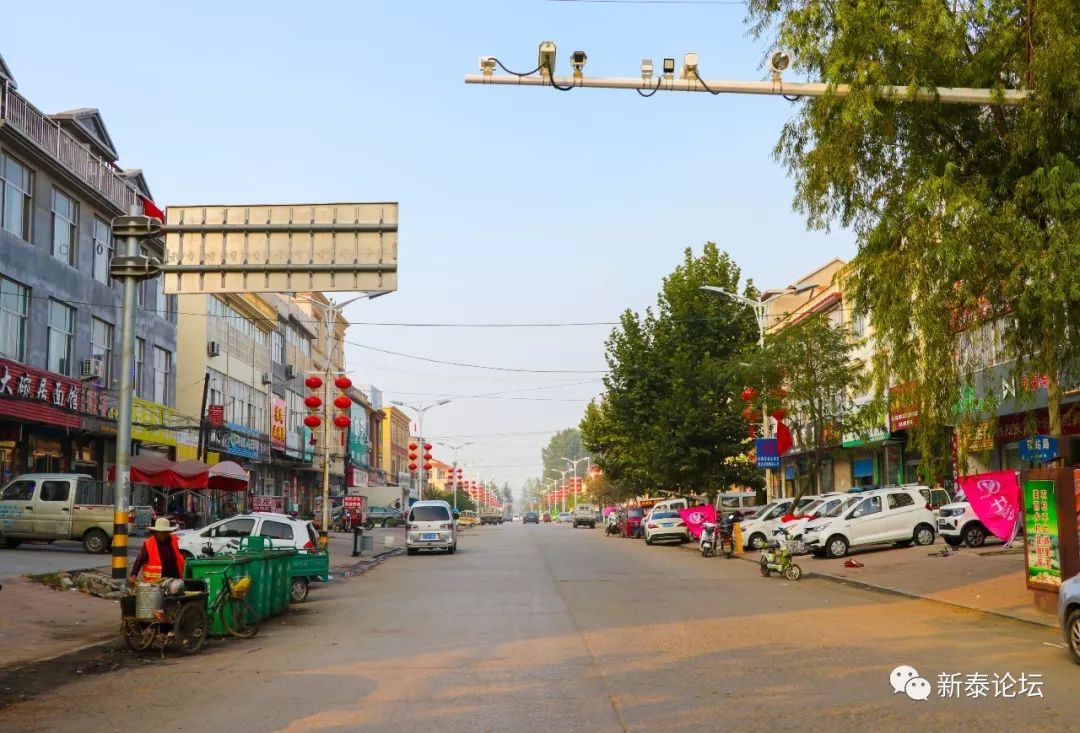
108 455 248 491
208 460 249 491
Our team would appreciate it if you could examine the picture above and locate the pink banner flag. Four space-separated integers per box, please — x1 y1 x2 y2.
678 505 717 539
956 470 1021 541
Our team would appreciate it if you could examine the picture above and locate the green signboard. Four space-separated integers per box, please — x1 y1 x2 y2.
1023 479 1061 589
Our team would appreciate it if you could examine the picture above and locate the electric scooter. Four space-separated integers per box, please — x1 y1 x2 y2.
760 527 802 580
699 522 718 557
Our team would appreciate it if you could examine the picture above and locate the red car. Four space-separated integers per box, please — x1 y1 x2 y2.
542 513 552 523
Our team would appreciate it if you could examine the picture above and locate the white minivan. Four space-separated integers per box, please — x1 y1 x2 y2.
406 500 458 555
802 487 938 558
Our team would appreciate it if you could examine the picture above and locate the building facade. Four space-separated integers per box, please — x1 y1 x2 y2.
0 59 176 484
381 406 411 507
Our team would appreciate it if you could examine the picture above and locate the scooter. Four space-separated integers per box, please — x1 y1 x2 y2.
699 522 718 557
717 522 735 559
605 514 621 536
760 527 802 580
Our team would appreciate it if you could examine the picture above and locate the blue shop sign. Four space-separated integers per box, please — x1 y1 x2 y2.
755 438 780 469
1018 435 1058 463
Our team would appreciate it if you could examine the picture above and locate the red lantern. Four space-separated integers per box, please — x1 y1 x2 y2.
408 452 418 460
771 408 787 421
304 415 322 429
408 462 418 471
305 375 323 390
333 395 351 410
423 452 432 461
740 387 753 401
423 443 432 451
408 442 418 451
305 395 322 409
333 415 351 429
741 406 757 422
334 376 353 390
423 463 432 471
457 468 463 474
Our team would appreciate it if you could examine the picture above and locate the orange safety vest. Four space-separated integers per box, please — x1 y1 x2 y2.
142 534 185 582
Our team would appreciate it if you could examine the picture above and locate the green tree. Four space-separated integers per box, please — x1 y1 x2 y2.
581 243 763 498
747 0 1080 474
541 428 585 484
745 313 878 503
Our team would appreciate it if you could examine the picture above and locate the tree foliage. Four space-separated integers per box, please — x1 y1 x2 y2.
581 243 763 499
540 428 586 484
747 0 1080 474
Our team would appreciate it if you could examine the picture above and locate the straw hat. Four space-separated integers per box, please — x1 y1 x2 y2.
150 517 177 533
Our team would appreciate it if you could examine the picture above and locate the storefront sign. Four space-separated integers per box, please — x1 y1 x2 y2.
207 404 224 427
0 358 115 429
343 495 364 510
888 382 919 432
252 495 275 512
1023 479 1060 590
131 398 180 446
348 404 368 466
1019 435 1058 463
270 396 287 449
206 421 268 461
347 464 369 489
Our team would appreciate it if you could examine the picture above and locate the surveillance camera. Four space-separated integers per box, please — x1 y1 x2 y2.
479 56 496 75
538 41 557 76
662 57 675 78
640 58 654 79
768 50 791 75
570 50 587 70
681 52 699 80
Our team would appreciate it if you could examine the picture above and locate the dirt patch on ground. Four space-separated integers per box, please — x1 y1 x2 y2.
0 640 140 710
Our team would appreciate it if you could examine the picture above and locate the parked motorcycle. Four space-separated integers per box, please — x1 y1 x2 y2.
717 516 736 559
699 522 718 557
760 527 802 580
605 512 622 536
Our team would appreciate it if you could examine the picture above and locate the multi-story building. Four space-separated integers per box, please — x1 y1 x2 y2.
381 406 412 507
0 57 176 483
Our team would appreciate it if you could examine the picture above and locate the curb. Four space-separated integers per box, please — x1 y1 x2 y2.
331 547 404 580
675 541 1058 630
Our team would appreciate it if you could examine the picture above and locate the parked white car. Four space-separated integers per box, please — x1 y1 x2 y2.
176 512 317 558
739 499 795 551
777 493 852 552
803 487 937 558
643 510 690 545
406 500 458 555
937 501 992 548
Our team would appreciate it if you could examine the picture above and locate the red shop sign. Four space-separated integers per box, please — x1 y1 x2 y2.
208 404 225 427
0 358 99 429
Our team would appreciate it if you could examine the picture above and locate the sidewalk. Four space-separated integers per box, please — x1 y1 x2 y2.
685 540 1056 628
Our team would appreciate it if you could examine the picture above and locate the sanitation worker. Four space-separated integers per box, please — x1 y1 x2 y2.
129 517 186 584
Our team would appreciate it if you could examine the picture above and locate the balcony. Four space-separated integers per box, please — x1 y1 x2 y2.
1 83 137 212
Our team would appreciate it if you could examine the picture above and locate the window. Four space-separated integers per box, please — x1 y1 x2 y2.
1 480 35 501
207 517 255 538
851 311 868 339
135 338 145 397
40 481 71 502
1 153 32 240
409 506 451 522
91 217 112 284
153 346 171 404
886 492 915 510
90 318 114 385
47 299 75 375
51 188 78 266
851 495 882 518
259 520 294 540
0 276 29 361
272 331 284 364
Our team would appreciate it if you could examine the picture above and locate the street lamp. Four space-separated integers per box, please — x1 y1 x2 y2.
543 478 557 515
392 399 451 501
437 442 473 513
699 283 816 500
549 468 570 514
563 456 591 507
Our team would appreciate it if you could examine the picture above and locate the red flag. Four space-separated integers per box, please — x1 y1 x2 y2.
141 196 165 221
776 419 793 455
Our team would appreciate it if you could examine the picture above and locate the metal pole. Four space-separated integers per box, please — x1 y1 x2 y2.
417 408 425 502
757 303 774 502
319 303 335 551
110 221 139 581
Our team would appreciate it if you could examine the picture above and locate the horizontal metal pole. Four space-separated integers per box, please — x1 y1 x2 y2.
464 74 1029 106
159 263 397 273
162 222 398 234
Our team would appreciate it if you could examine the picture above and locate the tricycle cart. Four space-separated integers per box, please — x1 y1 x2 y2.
121 579 209 655
290 550 329 603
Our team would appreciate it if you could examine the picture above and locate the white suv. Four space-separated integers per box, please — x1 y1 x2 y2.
739 499 795 551
406 500 458 555
176 512 317 558
937 502 991 548
802 487 937 558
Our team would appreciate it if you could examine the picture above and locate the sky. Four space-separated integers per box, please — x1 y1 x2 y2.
3 0 855 490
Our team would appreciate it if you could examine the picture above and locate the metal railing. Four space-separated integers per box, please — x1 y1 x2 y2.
1 82 138 212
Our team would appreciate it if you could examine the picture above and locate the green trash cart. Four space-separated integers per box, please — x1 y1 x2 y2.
289 550 330 603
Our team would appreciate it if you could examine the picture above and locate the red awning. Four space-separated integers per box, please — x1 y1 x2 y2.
208 461 249 491
108 455 208 489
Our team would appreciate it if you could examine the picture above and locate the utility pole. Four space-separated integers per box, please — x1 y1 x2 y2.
564 456 591 509
393 399 451 503
437 442 473 513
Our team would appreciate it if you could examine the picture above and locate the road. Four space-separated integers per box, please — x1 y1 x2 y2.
1 522 1077 732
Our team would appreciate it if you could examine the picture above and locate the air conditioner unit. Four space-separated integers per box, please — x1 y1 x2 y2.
284 365 296 380
207 341 221 357
261 371 272 385
80 358 104 381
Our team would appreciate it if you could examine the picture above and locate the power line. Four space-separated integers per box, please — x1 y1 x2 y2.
347 342 609 374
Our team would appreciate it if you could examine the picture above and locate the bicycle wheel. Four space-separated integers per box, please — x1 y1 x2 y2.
223 598 259 639
122 619 156 652
174 602 208 654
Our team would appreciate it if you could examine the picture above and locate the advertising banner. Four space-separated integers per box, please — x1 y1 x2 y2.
270 395 287 449
678 505 716 540
957 470 1020 541
888 382 919 432
755 438 780 469
1023 479 1060 590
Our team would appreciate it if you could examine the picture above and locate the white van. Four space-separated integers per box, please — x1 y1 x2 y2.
716 491 760 518
406 500 458 555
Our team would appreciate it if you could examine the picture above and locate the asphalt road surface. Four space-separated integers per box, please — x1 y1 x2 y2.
2 523 1078 732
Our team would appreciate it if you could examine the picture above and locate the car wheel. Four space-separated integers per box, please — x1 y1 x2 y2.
290 578 309 603
82 528 110 554
825 535 849 559
914 524 936 546
749 533 767 551
448 544 457 555
963 523 987 548
943 534 963 548
1067 609 1080 665
0 536 22 549
645 535 653 545
407 548 419 556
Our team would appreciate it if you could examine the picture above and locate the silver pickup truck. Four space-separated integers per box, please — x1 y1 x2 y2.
0 473 151 553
